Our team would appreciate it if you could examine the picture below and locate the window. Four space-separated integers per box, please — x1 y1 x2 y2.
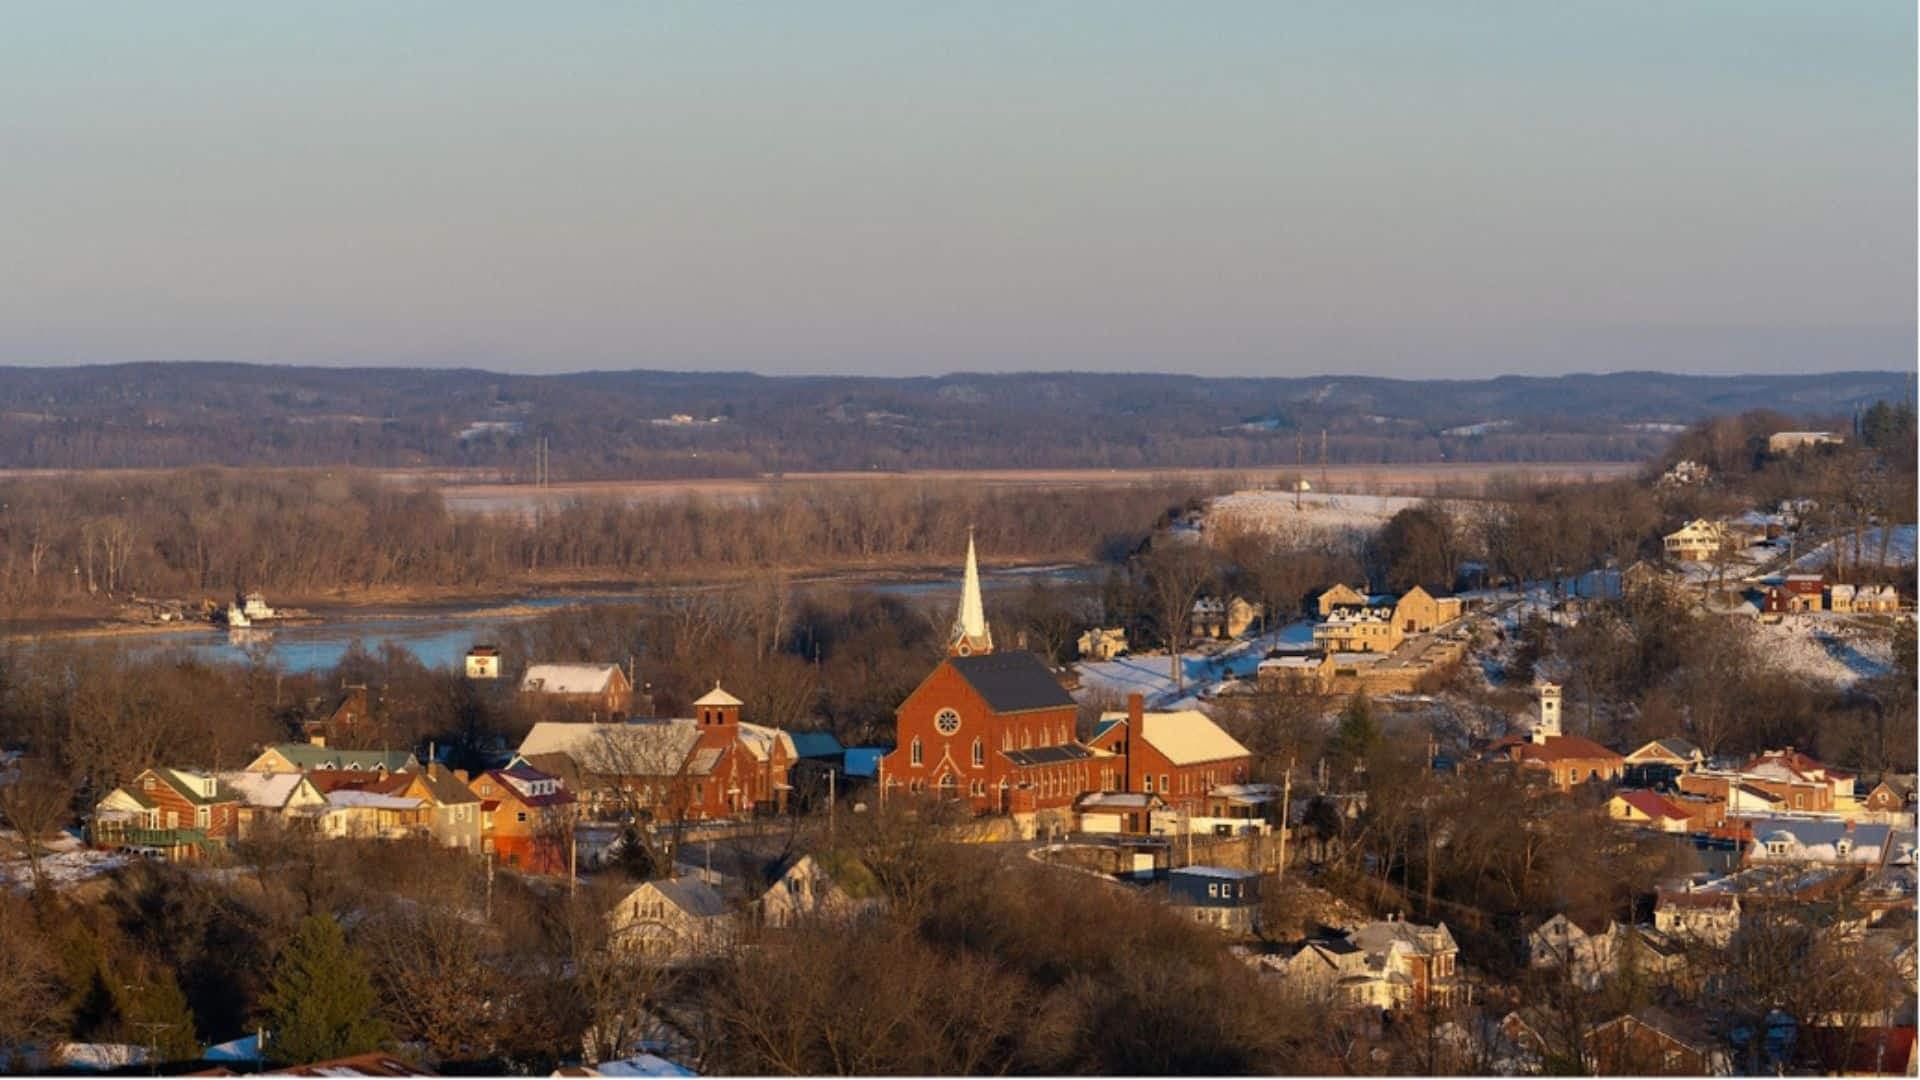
972 738 984 767
196 806 209 828
935 708 962 736
1143 774 1154 794
516 811 528 823
910 737 923 766
1161 774 1170 795
1208 883 1220 897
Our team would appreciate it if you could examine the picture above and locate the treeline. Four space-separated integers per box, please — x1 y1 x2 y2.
0 470 1213 612
2 363 1909 476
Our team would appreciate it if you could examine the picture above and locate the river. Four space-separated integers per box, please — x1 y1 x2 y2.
71 564 1102 674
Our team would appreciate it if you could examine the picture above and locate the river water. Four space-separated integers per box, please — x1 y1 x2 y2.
77 564 1101 674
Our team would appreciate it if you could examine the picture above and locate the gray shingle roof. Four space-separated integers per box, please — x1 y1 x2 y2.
949 652 1075 714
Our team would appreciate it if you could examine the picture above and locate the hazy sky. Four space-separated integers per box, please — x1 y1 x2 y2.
2 3 1912 377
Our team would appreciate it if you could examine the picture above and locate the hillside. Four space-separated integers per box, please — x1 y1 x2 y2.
0 365 1908 477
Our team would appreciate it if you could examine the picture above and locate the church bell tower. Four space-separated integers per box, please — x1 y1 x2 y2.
949 531 994 656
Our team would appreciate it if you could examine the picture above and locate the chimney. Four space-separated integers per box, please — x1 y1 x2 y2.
1126 693 1144 792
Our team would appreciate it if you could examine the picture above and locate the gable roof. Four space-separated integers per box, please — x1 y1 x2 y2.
692 684 742 707
148 768 239 806
1627 737 1701 763
1615 790 1690 822
946 652 1075 714
1099 709 1250 766
647 877 729 919
520 663 622 695
256 743 417 773
519 721 701 776
1511 734 1622 764
218 771 306 810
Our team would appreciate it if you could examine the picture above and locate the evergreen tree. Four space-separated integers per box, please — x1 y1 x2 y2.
260 915 388 1065
112 961 201 1063
1330 692 1381 775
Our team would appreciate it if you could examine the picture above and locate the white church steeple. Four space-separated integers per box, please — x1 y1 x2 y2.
949 530 994 656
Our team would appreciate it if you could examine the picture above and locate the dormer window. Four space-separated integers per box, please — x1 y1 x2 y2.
1835 839 1852 857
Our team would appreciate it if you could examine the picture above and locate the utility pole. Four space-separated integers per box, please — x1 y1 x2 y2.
1320 429 1329 491
484 852 494 919
1294 432 1304 510
827 768 836 844
569 827 578 897
1277 757 1293 883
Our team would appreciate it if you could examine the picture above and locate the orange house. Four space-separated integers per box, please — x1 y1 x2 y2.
1086 694 1252 817
473 764 577 873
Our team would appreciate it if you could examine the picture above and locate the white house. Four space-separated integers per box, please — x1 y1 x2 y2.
610 877 735 964
757 853 886 928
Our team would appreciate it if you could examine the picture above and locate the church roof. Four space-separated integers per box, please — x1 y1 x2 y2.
949 652 1075 714
693 684 743 708
1003 744 1099 767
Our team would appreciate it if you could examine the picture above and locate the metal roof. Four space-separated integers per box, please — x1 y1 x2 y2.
1002 745 1097 767
948 652 1075 714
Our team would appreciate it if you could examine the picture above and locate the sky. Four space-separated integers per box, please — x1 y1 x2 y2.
1 2 1912 378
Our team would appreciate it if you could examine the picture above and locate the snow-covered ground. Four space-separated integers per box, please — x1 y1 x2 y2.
0 828 126 892
1794 525 1918 571
1074 620 1315 710
1750 617 1896 685
1205 490 1438 539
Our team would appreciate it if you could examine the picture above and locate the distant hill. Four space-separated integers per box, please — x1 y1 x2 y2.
0 364 1908 477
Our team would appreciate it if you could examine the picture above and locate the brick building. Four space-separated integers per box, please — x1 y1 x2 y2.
880 535 1104 816
1086 694 1252 817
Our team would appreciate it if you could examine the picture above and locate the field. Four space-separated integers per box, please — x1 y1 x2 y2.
421 462 1635 516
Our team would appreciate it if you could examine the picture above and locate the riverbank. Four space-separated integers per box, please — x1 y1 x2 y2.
1 557 1095 644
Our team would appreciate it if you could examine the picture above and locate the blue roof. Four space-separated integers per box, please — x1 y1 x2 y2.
789 732 844 759
843 747 885 779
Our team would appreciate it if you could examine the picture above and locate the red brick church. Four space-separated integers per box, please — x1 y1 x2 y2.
880 535 1103 815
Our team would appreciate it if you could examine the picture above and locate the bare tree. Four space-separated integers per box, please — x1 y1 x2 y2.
0 760 73 895
1139 541 1217 693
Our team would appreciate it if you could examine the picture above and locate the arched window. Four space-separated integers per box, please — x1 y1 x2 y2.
972 738 984 767
910 737 923 766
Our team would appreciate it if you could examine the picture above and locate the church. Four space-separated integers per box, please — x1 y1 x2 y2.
879 536 1105 819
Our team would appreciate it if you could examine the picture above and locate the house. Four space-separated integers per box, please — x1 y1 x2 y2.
1190 596 1262 640
91 768 242 858
515 686 797 821
244 743 418 775
1528 913 1619 990
1260 936 1371 1005
314 787 430 841
303 685 374 748
1625 737 1704 773
1584 1008 1730 1075
1343 916 1462 1010
1484 684 1624 792
1677 770 1796 815
374 765 483 852
1780 573 1827 612
1855 584 1903 613
218 770 325 835
472 764 577 873
519 663 634 719
1801 1026 1918 1077
1766 430 1844 454
1085 694 1253 817
1664 519 1732 563
1167 866 1262 935
1745 747 1856 811
1316 583 1369 616
609 877 735 963
880 536 1104 832
1608 790 1694 833
757 852 885 928
1076 626 1129 661
1312 605 1402 654
1072 790 1166 835
1863 779 1914 816
465 645 501 680
1828 583 1857 613
1747 818 1894 867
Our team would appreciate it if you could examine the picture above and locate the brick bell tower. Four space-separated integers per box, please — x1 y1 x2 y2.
948 530 994 657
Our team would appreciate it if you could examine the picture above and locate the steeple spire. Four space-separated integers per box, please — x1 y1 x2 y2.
950 529 994 656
